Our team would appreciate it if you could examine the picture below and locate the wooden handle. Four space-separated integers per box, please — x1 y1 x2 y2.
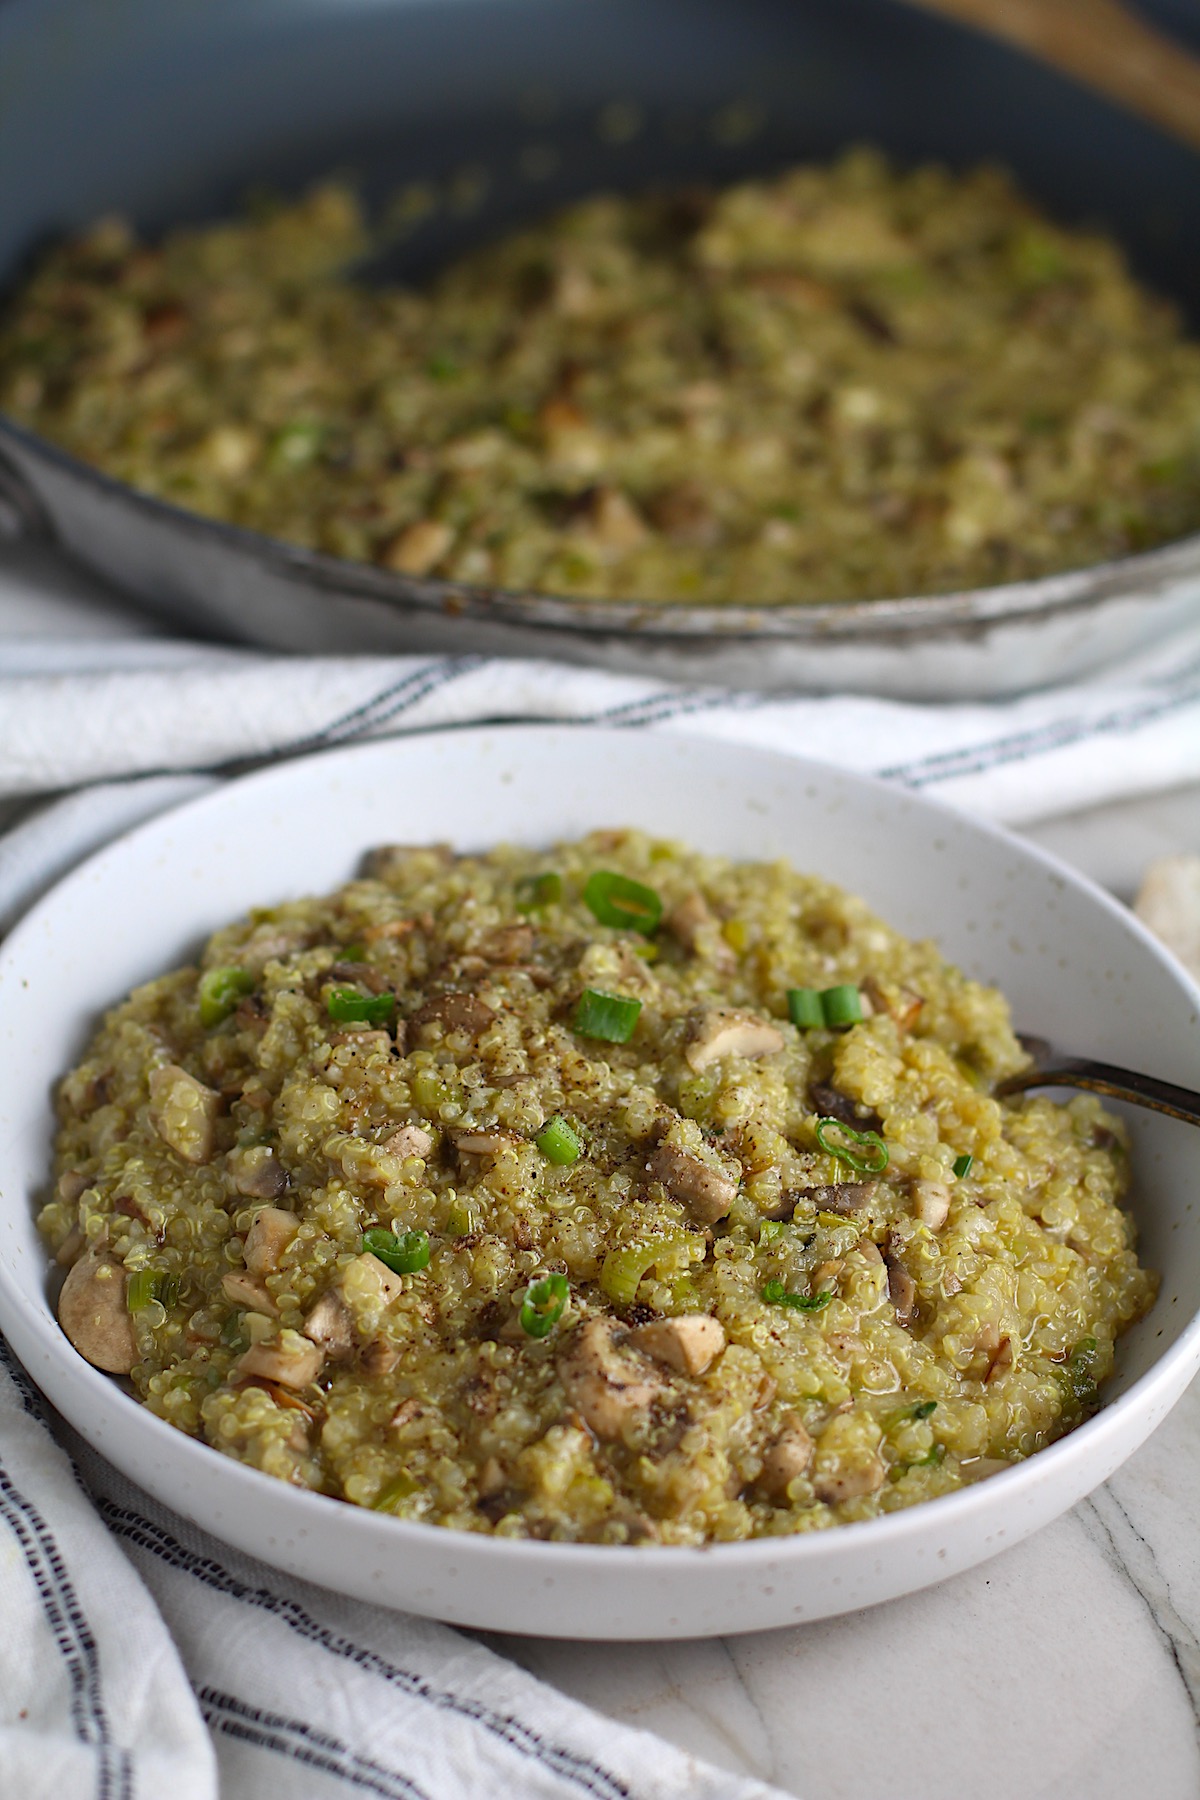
902 0 1200 153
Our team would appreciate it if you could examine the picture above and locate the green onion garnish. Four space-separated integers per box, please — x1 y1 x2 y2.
516 871 562 912
815 1116 889 1175
908 1443 946 1469
198 966 254 1028
519 1272 570 1339
953 1153 974 1179
339 942 367 963
582 870 663 936
536 1115 582 1165
758 1219 788 1246
372 1472 418 1511
821 984 864 1027
761 1278 834 1313
363 1227 431 1274
573 987 642 1043
787 988 824 1029
911 1399 938 1421
327 986 396 1028
126 1270 177 1312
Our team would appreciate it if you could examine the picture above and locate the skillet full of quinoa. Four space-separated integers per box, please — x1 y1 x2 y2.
41 832 1157 1543
4 148 1200 608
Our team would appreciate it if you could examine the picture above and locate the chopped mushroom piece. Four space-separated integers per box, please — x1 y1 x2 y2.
361 1338 400 1376
758 1413 815 1500
302 1288 355 1360
628 1314 726 1376
221 1271 278 1316
148 1063 221 1164
227 1144 288 1199
861 974 924 1030
234 1330 325 1389
884 1245 918 1326
58 1252 138 1374
452 1129 520 1156
380 517 454 576
346 1250 406 1306
410 991 495 1041
665 893 736 970
808 1081 883 1133
555 1317 666 1439
645 1144 739 1225
813 1452 887 1504
383 1124 434 1160
985 1335 1014 1383
910 1179 951 1231
243 1206 298 1275
797 1180 879 1216
685 1009 784 1072
389 1397 423 1430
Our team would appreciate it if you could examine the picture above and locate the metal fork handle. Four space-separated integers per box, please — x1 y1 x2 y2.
996 1057 1200 1127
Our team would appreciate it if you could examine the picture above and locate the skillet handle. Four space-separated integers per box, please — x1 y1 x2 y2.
0 445 52 541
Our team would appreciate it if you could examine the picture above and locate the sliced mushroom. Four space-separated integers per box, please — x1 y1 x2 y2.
302 1288 355 1360
389 1397 423 1430
627 1314 726 1376
383 1124 434 1161
861 974 924 1031
910 1179 951 1231
798 1180 879 1216
645 1144 739 1226
234 1331 324 1390
58 1252 138 1373
243 1206 298 1276
361 916 418 946
808 1082 883 1134
55 1224 88 1268
884 1246 918 1327
685 1009 784 1073
221 1271 278 1316
665 893 736 969
361 1338 400 1376
148 1063 221 1164
474 923 535 965
452 1129 520 1156
758 1413 815 1500
984 1335 1014 1384
380 517 453 577
227 1144 288 1199
555 1317 666 1439
410 991 495 1042
56 1168 91 1207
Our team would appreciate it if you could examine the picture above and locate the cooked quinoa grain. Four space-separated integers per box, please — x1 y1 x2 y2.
43 833 1157 1542
5 149 1200 604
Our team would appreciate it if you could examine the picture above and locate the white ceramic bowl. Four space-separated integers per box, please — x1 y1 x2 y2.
1 728 1198 1640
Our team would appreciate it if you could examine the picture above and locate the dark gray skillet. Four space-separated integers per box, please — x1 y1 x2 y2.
2 0 1199 694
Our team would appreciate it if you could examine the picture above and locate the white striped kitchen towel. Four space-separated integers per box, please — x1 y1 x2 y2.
1 611 1199 1799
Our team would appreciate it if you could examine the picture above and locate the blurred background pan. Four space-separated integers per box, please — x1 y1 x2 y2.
1 0 1198 696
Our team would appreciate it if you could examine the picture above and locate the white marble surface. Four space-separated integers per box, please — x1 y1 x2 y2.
3 536 1199 1800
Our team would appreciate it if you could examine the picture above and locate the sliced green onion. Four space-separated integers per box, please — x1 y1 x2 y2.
1056 1336 1101 1416
908 1443 946 1469
953 1153 974 1179
573 987 642 1044
516 870 562 912
519 1272 569 1339
269 420 324 468
372 1472 418 1511
821 984 864 1027
126 1270 158 1312
758 1219 788 1247
339 942 367 963
582 870 663 936
911 1399 938 1421
536 1115 582 1165
198 966 254 1028
787 988 824 1029
427 351 460 381
761 1278 834 1313
327 985 396 1028
815 1116 889 1175
364 1227 430 1274
600 1233 706 1305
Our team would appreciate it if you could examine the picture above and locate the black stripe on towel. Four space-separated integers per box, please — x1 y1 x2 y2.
102 1500 631 1800
200 1687 429 1800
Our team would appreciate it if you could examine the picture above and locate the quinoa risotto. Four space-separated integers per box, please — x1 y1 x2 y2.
4 149 1200 605
42 833 1156 1543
